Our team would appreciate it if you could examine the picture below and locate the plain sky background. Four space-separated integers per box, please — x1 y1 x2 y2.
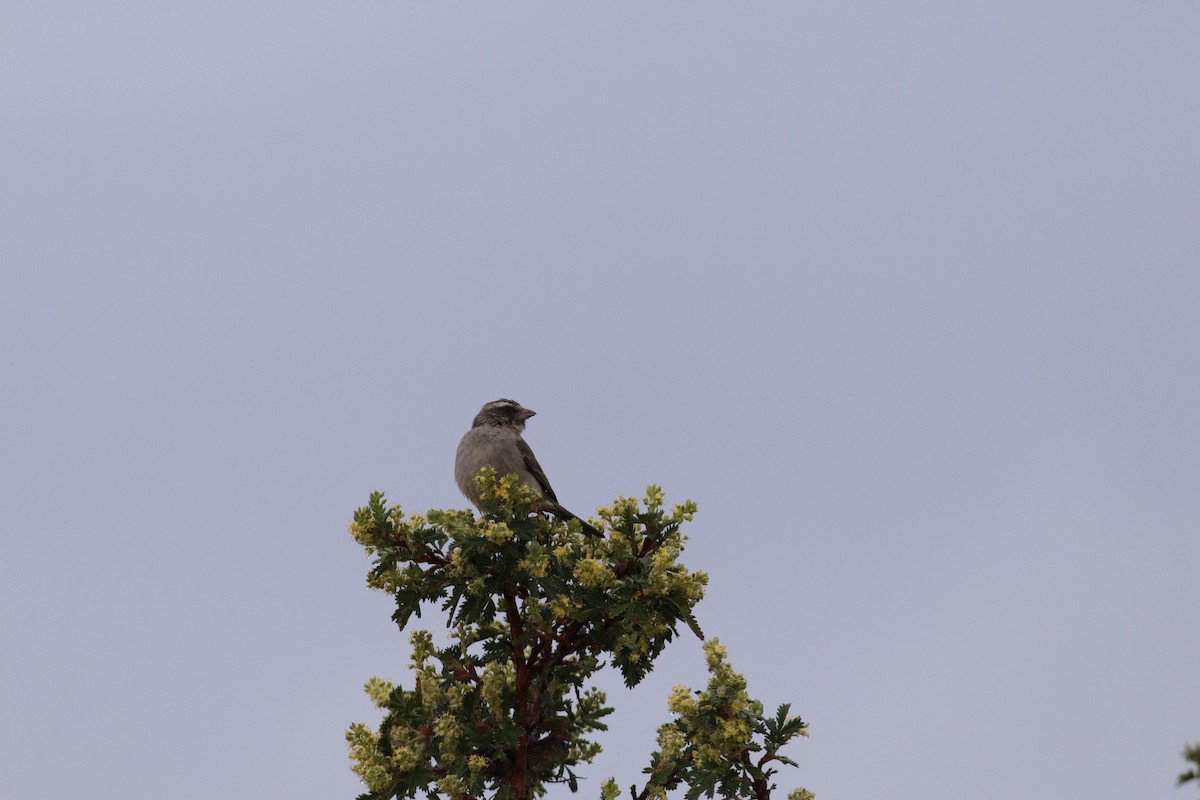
2 3 1198 799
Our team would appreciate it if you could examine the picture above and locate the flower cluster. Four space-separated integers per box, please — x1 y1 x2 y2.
632 639 812 800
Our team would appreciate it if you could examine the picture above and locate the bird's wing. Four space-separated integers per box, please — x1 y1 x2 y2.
516 436 559 503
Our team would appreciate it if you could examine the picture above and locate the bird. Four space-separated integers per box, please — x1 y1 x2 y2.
455 399 602 537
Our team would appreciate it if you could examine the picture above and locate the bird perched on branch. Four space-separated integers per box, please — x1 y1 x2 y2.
455 399 602 537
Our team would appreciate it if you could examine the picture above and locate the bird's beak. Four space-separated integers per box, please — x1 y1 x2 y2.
517 408 536 421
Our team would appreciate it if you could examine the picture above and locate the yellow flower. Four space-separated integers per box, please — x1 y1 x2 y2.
667 685 695 715
364 677 394 708
573 558 615 588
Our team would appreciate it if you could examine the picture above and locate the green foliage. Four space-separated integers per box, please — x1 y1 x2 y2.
1180 743 1200 789
629 640 811 800
346 470 809 800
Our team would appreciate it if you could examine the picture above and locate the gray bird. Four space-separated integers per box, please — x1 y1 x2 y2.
455 399 602 537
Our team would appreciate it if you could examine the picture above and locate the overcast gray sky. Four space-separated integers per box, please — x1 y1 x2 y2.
2 3 1198 799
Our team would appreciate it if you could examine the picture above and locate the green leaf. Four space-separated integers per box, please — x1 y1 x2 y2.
682 610 705 640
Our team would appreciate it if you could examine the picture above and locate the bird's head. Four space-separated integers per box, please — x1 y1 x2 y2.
473 398 536 430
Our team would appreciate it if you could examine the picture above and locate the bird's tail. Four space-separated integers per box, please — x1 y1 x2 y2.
553 505 603 538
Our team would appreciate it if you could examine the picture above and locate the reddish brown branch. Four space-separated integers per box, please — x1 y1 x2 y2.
742 751 771 800
630 754 690 800
503 585 532 799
